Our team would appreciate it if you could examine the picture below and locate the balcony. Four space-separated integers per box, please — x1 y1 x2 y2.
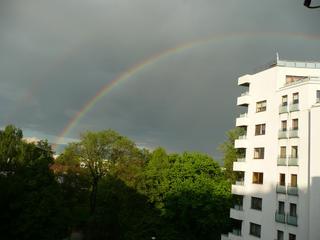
233 161 245 172
236 113 249 127
288 157 298 166
229 232 243 240
279 105 288 114
231 228 242 236
237 92 250 106
235 180 244 186
238 74 251 86
287 214 298 226
289 103 299 112
278 130 287 139
277 157 287 166
236 157 246 162
232 183 245 195
230 207 244 220
275 211 286 223
289 129 299 138
276 184 287 194
287 185 298 196
234 135 248 148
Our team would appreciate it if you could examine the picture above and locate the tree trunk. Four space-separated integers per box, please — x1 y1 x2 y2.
90 178 99 215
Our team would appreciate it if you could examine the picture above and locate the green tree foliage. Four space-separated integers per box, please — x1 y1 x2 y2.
59 130 144 214
86 176 178 240
0 125 23 172
141 150 232 240
1 126 233 240
0 125 69 240
218 127 245 181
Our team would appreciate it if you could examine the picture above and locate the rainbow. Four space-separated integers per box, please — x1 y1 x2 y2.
54 31 320 148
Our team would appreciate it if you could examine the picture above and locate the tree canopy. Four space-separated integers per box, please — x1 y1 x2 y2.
1 125 233 240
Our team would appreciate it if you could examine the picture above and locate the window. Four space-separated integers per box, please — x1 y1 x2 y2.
251 197 262 210
290 203 297 217
291 174 297 187
254 148 265 159
278 201 285 214
289 233 296 240
293 93 299 104
292 119 298 130
281 95 288 106
252 172 263 184
255 124 266 135
280 147 286 158
250 223 261 238
281 120 287 131
277 230 284 240
256 100 267 112
291 146 298 158
279 174 286 186
317 90 320 103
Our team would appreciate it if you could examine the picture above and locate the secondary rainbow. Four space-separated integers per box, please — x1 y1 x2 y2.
54 31 320 148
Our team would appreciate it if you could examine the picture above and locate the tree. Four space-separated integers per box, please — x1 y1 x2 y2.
218 127 245 181
0 125 70 240
141 151 232 239
0 125 23 173
61 130 142 214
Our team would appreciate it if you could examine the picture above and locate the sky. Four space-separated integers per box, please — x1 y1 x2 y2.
0 0 320 158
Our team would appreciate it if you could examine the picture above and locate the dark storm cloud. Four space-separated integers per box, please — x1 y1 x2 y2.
0 0 320 157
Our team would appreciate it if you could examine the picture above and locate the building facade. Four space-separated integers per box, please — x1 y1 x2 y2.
222 59 320 240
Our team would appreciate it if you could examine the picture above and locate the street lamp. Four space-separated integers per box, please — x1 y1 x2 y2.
304 0 320 8
151 237 156 240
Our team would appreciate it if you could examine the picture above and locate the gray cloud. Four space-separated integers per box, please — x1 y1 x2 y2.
0 0 320 158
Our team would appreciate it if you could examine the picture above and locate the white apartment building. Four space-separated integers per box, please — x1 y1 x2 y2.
221 58 320 240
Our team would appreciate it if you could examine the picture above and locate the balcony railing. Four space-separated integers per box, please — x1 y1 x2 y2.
289 103 299 112
276 184 287 194
233 204 243 211
240 91 249 97
232 228 242 236
275 211 286 223
287 214 298 226
277 157 287 166
278 130 287 139
238 135 247 140
235 180 244 186
279 105 288 114
236 158 246 162
289 129 299 138
239 113 248 118
287 184 298 196
288 157 298 166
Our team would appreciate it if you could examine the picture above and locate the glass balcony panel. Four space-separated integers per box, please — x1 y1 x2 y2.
238 135 247 140
276 184 287 194
289 129 299 138
239 113 248 118
236 158 246 162
279 105 288 114
277 157 287 166
287 185 298 196
278 130 287 139
240 91 249 97
287 214 298 226
233 204 243 211
275 211 286 223
235 180 244 186
288 157 298 166
232 228 242 236
290 103 299 112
